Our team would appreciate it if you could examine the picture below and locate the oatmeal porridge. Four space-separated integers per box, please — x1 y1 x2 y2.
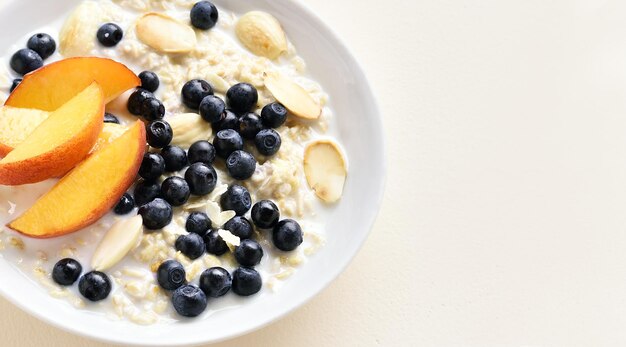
0 0 347 324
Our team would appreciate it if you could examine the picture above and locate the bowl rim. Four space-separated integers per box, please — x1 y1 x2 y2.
0 0 387 345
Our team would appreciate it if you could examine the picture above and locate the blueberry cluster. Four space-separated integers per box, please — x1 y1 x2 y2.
115 182 303 317
251 200 304 252
183 79 287 181
127 83 167 124
158 191 303 316
102 1 305 318
8 33 56 89
116 82 218 228
156 259 261 317
108 71 180 228
114 78 300 316
51 258 112 302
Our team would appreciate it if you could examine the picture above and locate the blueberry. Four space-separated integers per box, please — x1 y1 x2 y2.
188 140 216 165
213 129 243 159
157 260 186 290
251 200 280 229
239 112 264 140
235 239 264 267
199 267 231 298
199 95 225 123
146 120 173 148
184 163 217 196
97 23 123 47
10 78 21 93
10 49 43 75
231 267 262 296
138 71 159 93
255 129 282 156
190 1 219 30
175 233 206 260
27 33 56 60
220 184 251 216
186 212 212 234
104 112 120 124
172 284 207 317
114 193 135 215
204 229 228 255
226 150 256 180
226 83 258 114
127 88 154 115
261 102 288 128
161 146 188 172
52 258 82 286
141 98 165 121
161 176 190 206
223 216 253 239
212 109 240 132
273 219 303 251
138 198 173 230
78 271 111 302
138 153 165 181
133 180 161 206
182 79 213 109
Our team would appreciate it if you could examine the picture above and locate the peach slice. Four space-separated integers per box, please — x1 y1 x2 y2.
0 106 49 157
0 107 124 157
5 57 139 111
9 121 146 238
0 83 104 185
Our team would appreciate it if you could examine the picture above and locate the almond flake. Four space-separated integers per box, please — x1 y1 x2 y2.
303 140 347 203
264 71 321 120
92 215 143 271
136 13 197 53
236 11 288 59
218 229 240 252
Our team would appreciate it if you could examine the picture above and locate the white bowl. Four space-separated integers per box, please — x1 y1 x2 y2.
0 0 385 345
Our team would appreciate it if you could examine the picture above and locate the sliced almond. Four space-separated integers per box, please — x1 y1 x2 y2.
168 113 212 148
91 216 144 271
208 184 229 202
59 1 101 56
136 13 196 53
236 11 288 59
205 201 237 228
264 71 321 120
218 229 240 252
304 140 347 203
217 210 237 227
183 199 208 211
203 72 230 94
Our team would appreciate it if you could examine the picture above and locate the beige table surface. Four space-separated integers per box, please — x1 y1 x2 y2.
6 0 626 346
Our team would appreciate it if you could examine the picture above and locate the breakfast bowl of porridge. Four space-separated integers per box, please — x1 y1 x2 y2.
0 0 384 344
